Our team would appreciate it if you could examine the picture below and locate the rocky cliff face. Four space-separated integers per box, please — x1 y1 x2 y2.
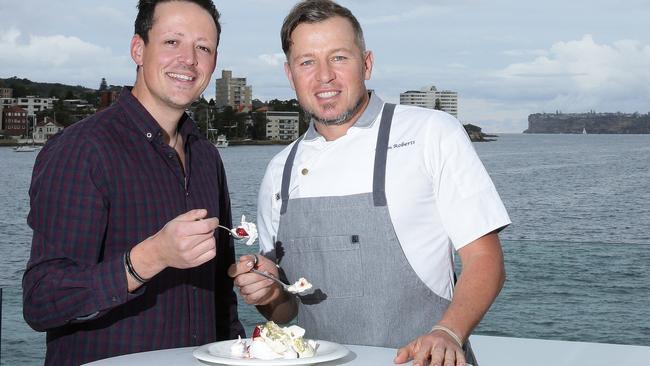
524 113 650 134
464 123 495 142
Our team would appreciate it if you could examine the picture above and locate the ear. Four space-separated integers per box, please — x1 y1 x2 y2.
284 61 296 91
130 34 145 66
363 50 374 81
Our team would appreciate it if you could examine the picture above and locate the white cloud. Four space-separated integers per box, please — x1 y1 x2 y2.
0 29 109 67
257 53 286 67
0 28 133 87
493 35 650 112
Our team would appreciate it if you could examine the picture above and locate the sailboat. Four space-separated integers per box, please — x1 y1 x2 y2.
582 127 587 135
14 115 40 152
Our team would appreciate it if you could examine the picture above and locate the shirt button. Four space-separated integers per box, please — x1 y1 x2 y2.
168 153 174 159
111 296 118 302
301 168 309 175
146 132 152 139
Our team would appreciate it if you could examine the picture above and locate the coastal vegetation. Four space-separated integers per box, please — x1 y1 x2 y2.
1 77 493 142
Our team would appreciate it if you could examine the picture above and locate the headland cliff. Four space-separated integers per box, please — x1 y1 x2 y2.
524 112 650 134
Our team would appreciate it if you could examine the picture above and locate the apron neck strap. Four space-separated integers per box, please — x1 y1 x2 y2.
279 103 396 214
372 103 396 207
280 135 303 215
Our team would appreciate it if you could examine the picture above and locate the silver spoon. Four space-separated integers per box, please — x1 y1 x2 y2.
218 224 244 239
250 268 313 295
250 268 296 293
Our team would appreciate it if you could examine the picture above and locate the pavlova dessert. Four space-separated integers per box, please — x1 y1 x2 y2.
230 321 318 360
288 277 313 294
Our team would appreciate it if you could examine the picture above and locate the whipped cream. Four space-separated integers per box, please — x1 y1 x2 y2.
288 277 313 294
234 215 258 246
229 321 318 359
229 336 247 358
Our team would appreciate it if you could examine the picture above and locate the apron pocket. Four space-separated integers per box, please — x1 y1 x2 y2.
285 235 363 299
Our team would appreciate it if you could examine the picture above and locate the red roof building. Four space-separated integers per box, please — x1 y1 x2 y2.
2 106 28 137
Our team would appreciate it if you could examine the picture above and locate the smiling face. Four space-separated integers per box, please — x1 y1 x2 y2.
284 16 373 128
131 1 218 118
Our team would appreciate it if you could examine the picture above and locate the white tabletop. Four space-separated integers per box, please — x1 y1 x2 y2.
83 335 650 366
83 343 405 366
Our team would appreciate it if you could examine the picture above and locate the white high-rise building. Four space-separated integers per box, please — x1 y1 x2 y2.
215 70 252 112
399 85 458 117
266 111 299 141
13 96 56 117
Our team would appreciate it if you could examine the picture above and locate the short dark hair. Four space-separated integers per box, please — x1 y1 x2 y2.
134 0 221 46
281 0 365 57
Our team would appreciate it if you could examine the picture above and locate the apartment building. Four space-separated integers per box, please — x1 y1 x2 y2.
399 85 458 117
2 106 29 136
215 70 252 113
13 96 56 117
0 88 12 98
266 111 299 141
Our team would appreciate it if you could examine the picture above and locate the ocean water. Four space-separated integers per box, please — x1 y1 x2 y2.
1 134 649 365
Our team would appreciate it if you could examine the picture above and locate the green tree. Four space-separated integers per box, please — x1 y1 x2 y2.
434 98 442 111
251 112 268 140
45 100 74 127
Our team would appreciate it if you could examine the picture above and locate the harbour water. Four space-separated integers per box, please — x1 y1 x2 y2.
1 133 649 365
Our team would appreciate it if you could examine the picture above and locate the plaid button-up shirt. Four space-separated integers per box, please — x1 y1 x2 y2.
23 88 244 365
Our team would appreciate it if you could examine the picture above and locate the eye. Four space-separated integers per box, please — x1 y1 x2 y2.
299 59 315 67
164 39 178 46
331 55 347 62
197 45 212 54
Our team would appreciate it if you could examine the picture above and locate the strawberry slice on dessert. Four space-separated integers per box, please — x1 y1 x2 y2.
234 215 258 246
252 325 262 339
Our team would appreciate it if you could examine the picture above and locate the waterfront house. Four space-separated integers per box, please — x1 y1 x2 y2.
34 116 64 144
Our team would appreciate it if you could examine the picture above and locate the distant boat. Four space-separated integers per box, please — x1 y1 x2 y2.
582 127 587 135
207 128 229 148
214 134 229 148
14 145 39 152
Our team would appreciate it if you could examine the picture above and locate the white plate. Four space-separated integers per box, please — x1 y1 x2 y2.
193 338 349 365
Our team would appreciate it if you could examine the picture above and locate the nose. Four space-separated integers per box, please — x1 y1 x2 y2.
178 44 198 66
316 61 335 83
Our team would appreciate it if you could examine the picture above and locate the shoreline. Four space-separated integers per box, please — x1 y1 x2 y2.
227 139 292 146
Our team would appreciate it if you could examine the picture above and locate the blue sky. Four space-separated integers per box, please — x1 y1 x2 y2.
1 0 648 132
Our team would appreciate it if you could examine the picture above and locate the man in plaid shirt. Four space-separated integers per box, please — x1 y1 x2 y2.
22 1 244 364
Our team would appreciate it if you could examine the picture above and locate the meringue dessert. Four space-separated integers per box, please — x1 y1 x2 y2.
229 321 318 359
288 277 313 294
234 215 258 246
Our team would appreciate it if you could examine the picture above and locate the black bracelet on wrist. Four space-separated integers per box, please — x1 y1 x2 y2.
124 249 150 284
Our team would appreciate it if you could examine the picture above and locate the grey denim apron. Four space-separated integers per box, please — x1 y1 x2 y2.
275 103 477 364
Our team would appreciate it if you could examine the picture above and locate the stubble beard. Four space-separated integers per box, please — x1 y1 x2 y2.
304 94 366 126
